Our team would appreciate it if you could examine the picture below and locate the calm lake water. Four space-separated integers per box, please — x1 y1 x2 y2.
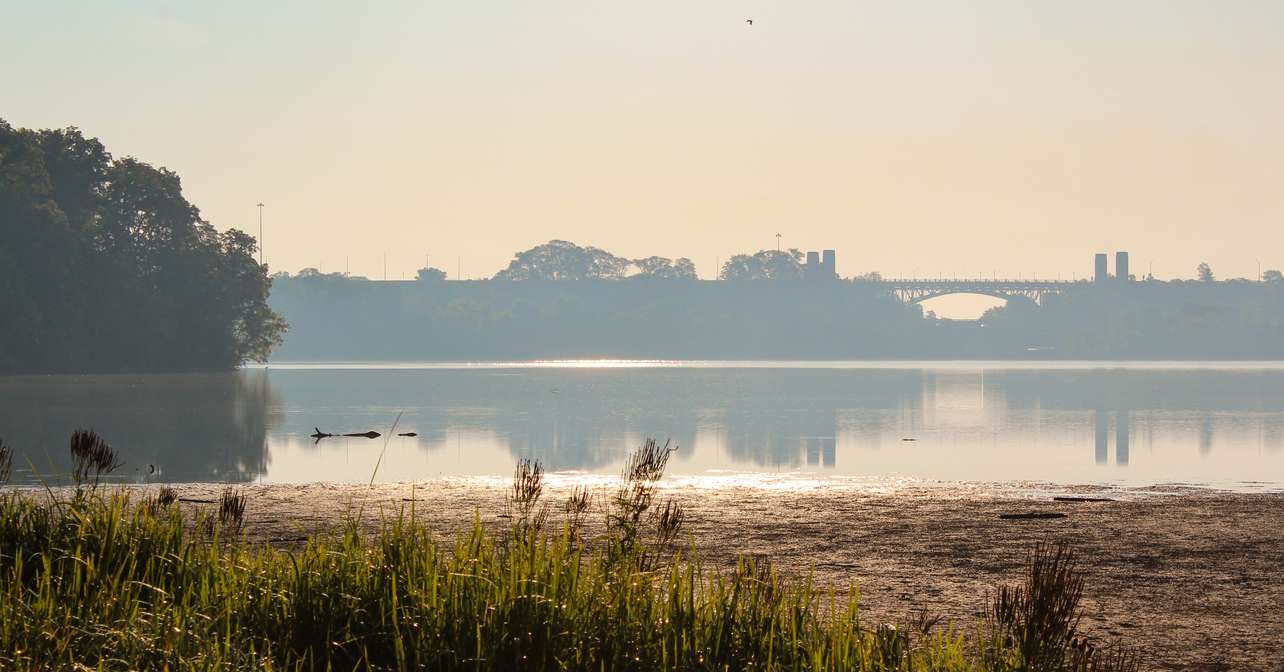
2 361 1283 491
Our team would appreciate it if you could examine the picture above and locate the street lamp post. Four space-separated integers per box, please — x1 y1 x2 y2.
256 203 265 266
776 233 781 252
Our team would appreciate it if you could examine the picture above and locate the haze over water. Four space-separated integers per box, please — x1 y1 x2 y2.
3 361 1282 491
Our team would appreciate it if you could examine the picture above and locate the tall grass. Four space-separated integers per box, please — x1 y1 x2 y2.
0 437 1139 671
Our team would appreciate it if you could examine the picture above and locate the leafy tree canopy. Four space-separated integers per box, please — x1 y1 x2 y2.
719 249 805 281
416 266 447 282
0 119 285 373
1197 262 1215 282
493 240 696 281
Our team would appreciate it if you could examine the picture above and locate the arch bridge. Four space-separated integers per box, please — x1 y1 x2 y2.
870 279 1075 305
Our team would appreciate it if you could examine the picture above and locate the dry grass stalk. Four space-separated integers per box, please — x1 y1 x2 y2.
69 429 122 489
508 458 548 535
0 438 12 484
564 485 592 540
219 487 247 531
990 542 1141 672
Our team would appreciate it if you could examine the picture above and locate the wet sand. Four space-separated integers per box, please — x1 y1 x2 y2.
151 481 1284 670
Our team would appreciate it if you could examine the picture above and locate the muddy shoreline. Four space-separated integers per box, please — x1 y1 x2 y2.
44 481 1284 670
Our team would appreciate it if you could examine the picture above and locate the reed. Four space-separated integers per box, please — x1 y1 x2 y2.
69 428 122 489
219 486 247 531
0 438 11 484
0 438 1141 671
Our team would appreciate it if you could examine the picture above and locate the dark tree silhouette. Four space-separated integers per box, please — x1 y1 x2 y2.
494 240 631 281
416 267 447 282
1197 262 1215 282
631 256 697 280
0 119 285 374
1263 269 1282 284
494 240 695 281
719 249 805 280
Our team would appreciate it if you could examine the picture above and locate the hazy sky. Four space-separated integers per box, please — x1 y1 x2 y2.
6 1 1283 286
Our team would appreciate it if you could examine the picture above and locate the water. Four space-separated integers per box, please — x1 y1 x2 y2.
2 361 1283 490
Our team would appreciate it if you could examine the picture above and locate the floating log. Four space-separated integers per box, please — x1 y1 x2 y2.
343 431 381 439
1053 496 1114 503
398 432 418 437
999 512 1068 520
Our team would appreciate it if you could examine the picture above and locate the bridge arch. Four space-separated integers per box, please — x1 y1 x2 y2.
870 279 1071 306
903 289 1029 304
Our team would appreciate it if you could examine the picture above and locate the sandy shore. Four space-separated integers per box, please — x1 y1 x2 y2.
118 480 1284 670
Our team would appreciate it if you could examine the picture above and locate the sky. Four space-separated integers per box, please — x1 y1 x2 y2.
5 1 1284 294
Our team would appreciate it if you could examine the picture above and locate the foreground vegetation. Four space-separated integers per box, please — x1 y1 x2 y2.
0 435 1138 670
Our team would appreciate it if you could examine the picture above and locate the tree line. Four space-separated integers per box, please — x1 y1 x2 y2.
0 120 285 374
270 242 1284 361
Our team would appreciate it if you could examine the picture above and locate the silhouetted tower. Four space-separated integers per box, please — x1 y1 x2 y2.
1094 253 1108 283
806 251 821 280
821 250 836 279
1115 251 1130 282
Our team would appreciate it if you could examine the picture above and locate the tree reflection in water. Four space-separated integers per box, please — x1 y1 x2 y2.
0 371 282 484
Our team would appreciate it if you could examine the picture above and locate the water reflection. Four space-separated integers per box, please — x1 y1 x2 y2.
0 372 281 484
0 365 1282 489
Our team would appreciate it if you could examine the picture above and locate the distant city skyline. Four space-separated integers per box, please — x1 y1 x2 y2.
6 1 1282 286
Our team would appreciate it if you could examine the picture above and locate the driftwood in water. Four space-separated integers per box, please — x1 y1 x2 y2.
1053 496 1114 503
398 432 418 437
312 428 381 442
999 512 1068 520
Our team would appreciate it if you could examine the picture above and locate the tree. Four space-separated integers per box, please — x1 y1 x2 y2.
494 240 630 281
630 256 697 280
719 249 804 281
0 118 286 373
1197 262 1215 282
1263 269 1283 284
416 266 447 282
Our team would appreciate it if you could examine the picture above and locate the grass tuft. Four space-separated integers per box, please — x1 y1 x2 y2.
218 486 247 531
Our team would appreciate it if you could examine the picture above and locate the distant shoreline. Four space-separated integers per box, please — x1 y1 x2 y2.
248 358 1284 370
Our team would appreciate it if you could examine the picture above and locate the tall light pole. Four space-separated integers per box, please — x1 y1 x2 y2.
256 203 265 266
775 233 781 252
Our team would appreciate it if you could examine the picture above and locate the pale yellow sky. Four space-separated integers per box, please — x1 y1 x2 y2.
5 1 1282 284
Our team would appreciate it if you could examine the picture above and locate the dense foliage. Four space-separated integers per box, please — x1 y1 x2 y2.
0 120 285 373
494 240 696 281
720 248 805 280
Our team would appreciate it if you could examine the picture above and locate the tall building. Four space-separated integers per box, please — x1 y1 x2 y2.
805 251 821 280
1115 251 1130 282
821 250 836 279
1094 253 1108 282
